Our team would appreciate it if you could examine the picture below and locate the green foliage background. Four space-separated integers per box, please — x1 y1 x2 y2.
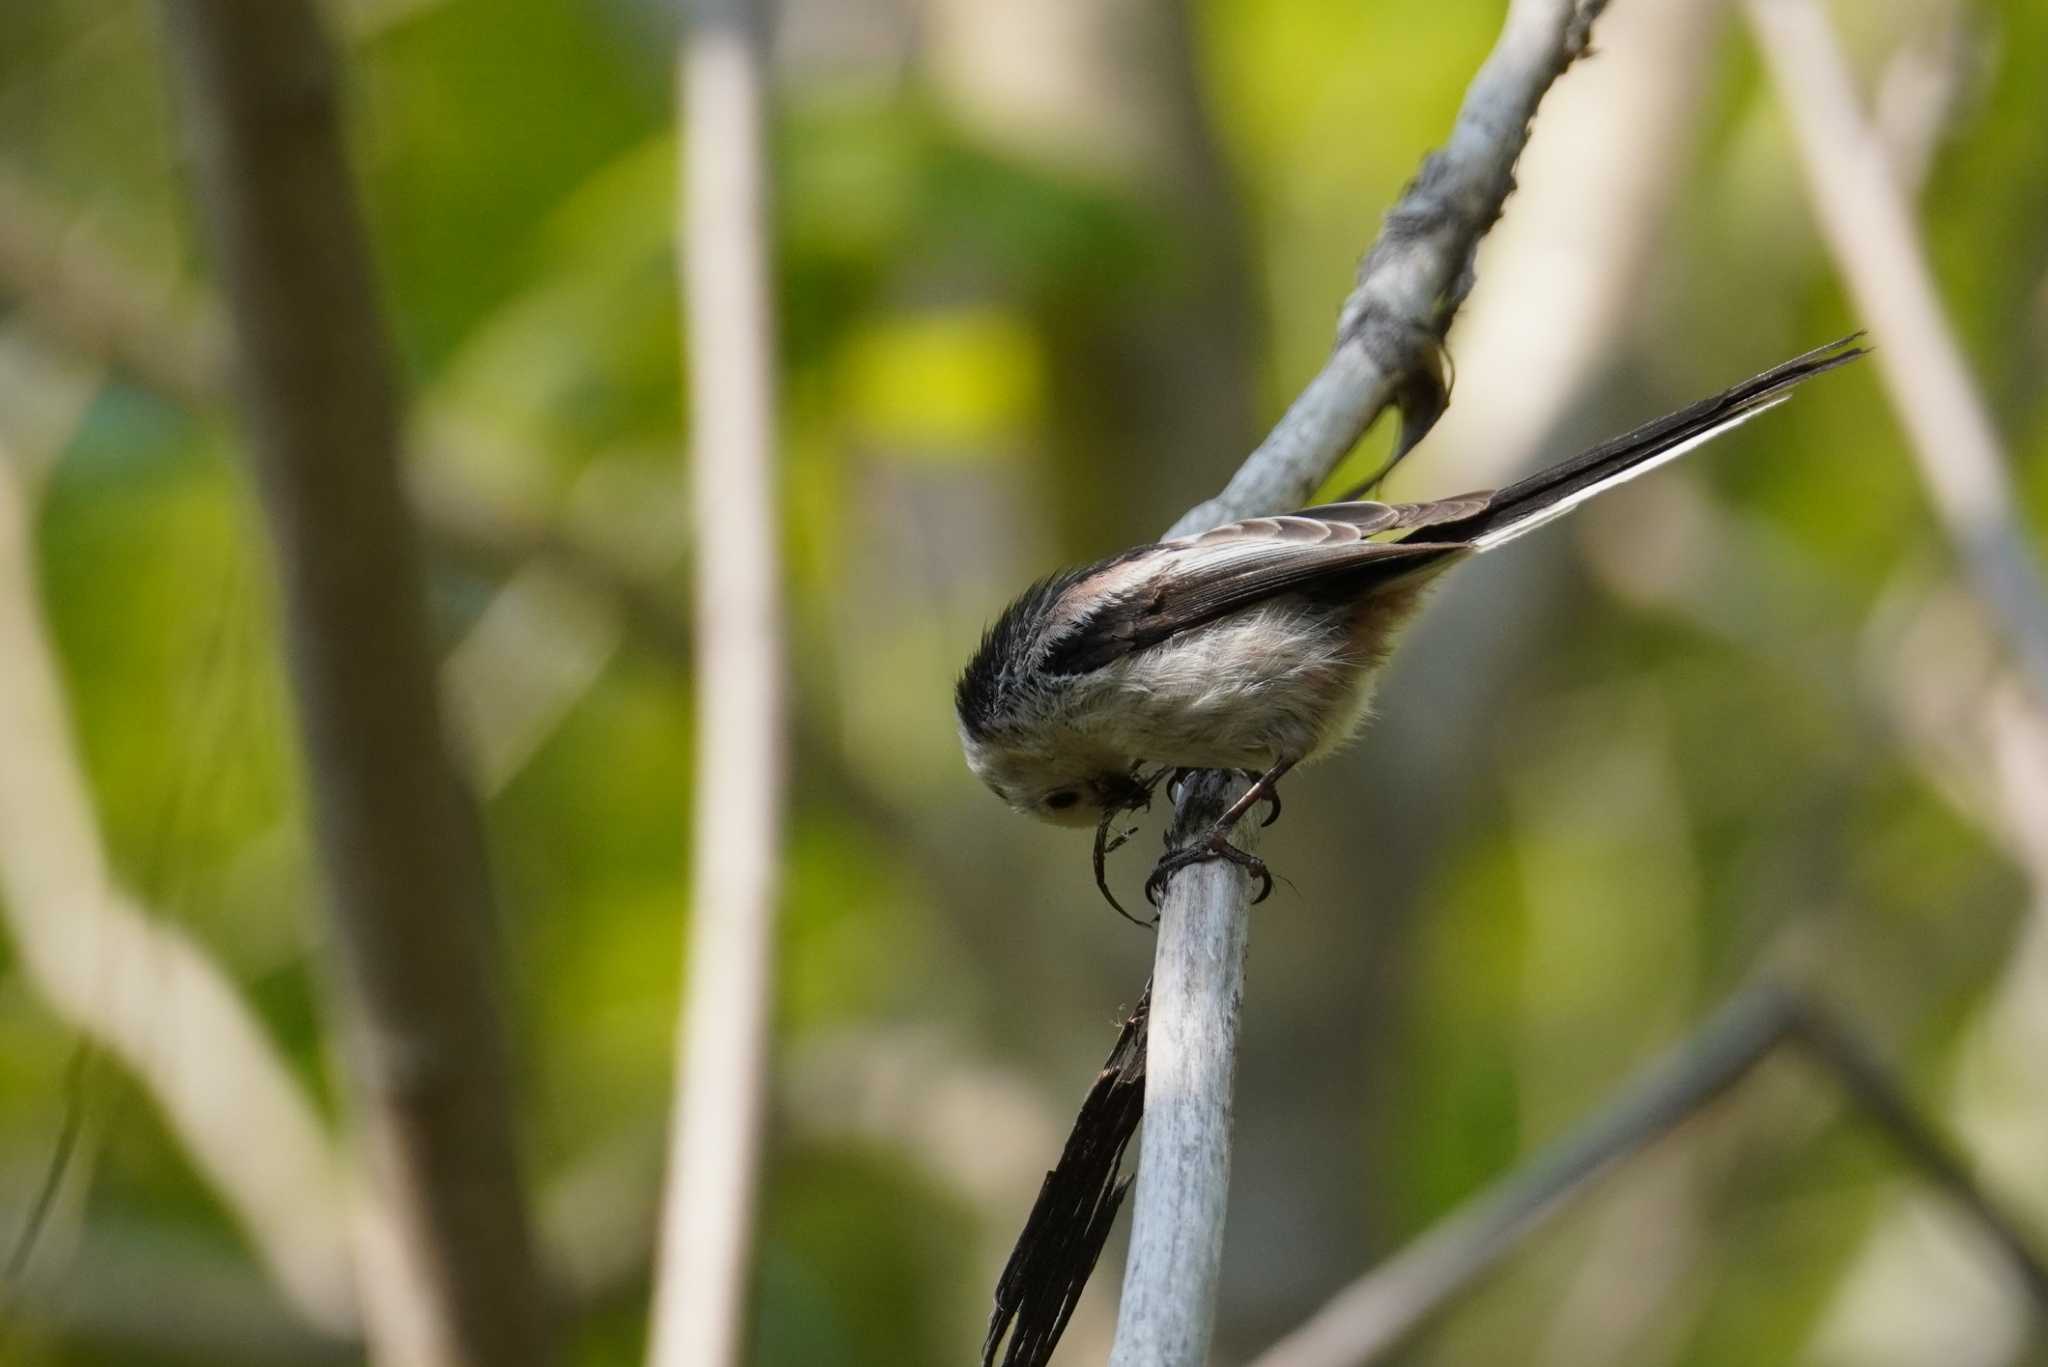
1 0 2045 1363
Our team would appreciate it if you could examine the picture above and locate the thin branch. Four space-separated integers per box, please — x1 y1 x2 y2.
1413 0 1723 497
1248 986 1793 1367
1109 775 1258 1367
1247 987 2048 1367
1786 1004 2048 1308
2 1046 88 1288
157 3 549 1364
1116 3 1608 1361
645 0 786 1362
1165 0 1608 542
1743 0 2048 712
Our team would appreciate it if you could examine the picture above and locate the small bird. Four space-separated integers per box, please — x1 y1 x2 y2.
956 336 1866 905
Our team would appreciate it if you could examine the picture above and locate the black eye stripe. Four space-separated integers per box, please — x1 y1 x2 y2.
1046 791 1079 810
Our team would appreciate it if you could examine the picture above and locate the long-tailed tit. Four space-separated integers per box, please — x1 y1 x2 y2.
956 336 1865 903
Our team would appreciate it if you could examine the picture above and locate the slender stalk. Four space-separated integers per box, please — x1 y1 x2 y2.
1108 775 1256 1367
645 0 786 1362
1115 3 1609 1361
1786 1005 2048 1309
157 3 548 1362
1248 987 1796 1367
1247 989 2048 1367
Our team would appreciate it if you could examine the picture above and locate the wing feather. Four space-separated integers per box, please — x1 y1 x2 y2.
1290 494 1493 532
1044 519 1460 674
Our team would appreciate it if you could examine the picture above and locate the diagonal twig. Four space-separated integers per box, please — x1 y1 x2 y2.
1743 0 2048 714
1247 985 2048 1367
1165 0 1609 543
1786 1002 2048 1310
1113 4 1611 1364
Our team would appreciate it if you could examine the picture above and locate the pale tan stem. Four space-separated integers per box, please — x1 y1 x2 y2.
1745 0 2048 711
645 0 787 1363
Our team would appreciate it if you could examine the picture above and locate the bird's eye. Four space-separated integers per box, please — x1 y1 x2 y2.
1045 790 1080 811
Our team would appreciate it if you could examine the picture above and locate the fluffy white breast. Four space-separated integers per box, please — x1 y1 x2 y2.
1078 598 1373 770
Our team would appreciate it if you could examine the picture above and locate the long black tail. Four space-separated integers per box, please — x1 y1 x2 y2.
1423 334 1867 551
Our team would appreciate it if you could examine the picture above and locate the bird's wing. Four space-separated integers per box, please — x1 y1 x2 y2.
1044 514 1462 674
1027 336 1868 679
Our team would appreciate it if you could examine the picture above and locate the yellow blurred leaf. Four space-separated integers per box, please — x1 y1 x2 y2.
839 308 1042 456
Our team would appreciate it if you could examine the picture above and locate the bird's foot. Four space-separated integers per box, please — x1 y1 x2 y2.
1144 831 1274 907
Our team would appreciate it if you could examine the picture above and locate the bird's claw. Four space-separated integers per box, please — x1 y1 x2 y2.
1241 771 1284 828
1260 796 1281 828
1144 831 1274 907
